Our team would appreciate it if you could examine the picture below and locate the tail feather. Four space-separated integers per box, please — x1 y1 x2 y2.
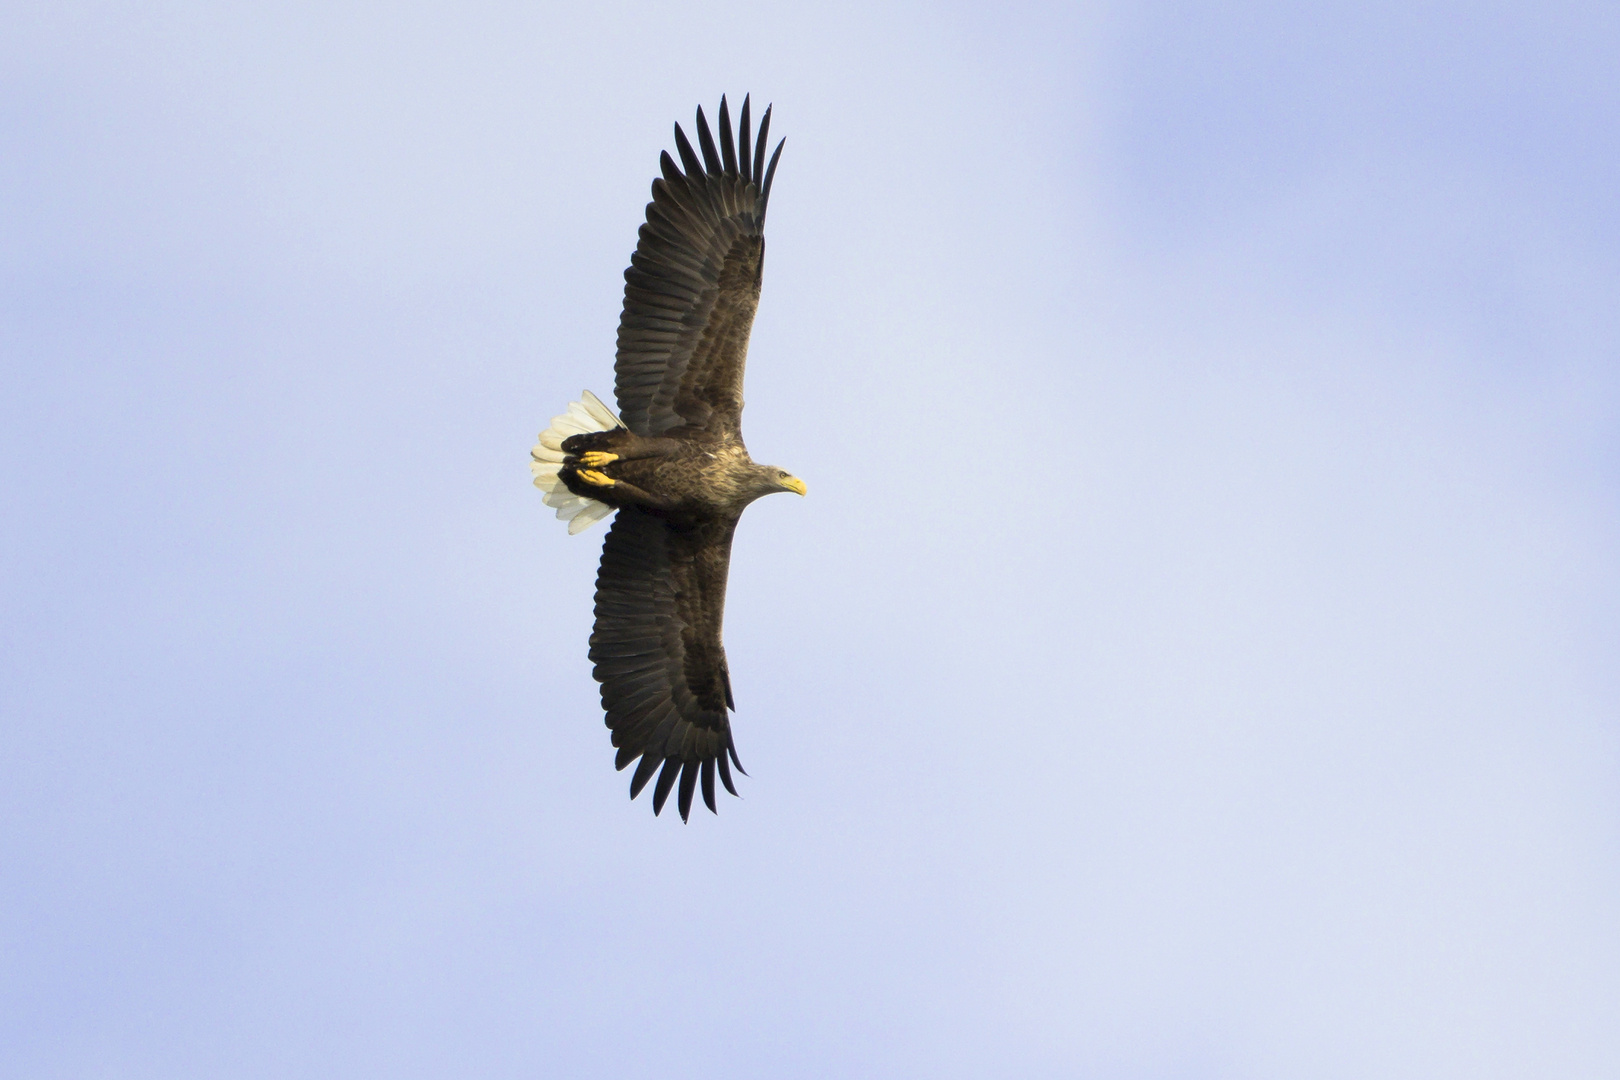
530 390 624 535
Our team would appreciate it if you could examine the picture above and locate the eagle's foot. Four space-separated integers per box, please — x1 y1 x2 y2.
575 468 616 487
576 451 619 467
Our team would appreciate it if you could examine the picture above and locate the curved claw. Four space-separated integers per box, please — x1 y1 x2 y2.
577 451 619 467
575 468 616 487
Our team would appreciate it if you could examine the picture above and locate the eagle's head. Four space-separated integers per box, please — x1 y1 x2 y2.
748 464 807 499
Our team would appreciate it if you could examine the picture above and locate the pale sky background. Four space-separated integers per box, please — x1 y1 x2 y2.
3 1 1617 1077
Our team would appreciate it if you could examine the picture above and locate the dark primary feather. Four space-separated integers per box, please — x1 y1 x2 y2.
717 99 737 175
695 106 722 174
590 507 743 820
614 94 785 439
752 106 771 189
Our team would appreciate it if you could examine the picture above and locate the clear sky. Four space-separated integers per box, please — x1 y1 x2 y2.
3 1 1617 1076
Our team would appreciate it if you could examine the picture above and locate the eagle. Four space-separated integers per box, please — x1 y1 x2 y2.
530 96 805 822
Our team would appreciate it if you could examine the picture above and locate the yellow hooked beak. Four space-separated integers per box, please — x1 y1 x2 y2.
781 475 808 496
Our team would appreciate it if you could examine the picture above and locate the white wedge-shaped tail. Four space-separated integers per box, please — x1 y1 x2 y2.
530 390 624 535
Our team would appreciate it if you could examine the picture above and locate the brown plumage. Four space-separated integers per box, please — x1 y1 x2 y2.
529 96 804 821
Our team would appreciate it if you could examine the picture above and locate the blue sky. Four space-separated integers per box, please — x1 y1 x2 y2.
3 2 1617 1076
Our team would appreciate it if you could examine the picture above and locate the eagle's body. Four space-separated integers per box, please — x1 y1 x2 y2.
530 96 803 821
560 431 773 524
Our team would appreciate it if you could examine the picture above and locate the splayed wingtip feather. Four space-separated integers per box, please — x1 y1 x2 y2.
652 758 682 815
629 753 661 799
701 758 717 813
677 760 698 822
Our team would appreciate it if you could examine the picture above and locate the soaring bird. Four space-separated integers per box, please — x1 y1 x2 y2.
530 96 805 822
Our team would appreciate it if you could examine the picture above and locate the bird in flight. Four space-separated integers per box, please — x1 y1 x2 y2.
531 95 805 822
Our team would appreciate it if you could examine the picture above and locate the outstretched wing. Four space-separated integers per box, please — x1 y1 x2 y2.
615 95 785 440
590 507 746 820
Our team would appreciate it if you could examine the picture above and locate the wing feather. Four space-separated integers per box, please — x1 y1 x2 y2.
614 96 786 438
672 123 705 180
590 507 742 819
752 105 772 182
701 758 717 813
695 106 723 174
651 758 681 815
629 752 662 799
717 98 737 175
677 759 700 821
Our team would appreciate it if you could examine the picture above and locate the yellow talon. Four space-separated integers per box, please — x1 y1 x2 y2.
578 451 619 467
576 468 615 487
